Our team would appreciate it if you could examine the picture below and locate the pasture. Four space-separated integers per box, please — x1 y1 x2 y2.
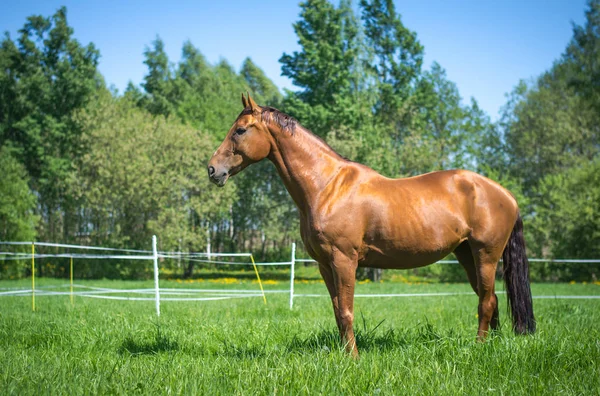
1 277 599 394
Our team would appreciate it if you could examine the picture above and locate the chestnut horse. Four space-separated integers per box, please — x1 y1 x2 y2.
208 94 535 357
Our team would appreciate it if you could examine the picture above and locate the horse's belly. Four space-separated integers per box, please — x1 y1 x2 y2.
358 197 469 269
358 247 457 269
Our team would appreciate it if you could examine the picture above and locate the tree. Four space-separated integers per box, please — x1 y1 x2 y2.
563 0 600 115
279 0 497 280
141 37 177 117
174 41 244 133
502 75 597 191
0 7 101 242
72 93 237 277
241 58 282 105
498 0 600 277
280 0 361 136
360 0 423 123
0 146 39 241
132 38 299 259
503 1 600 192
0 146 39 278
530 158 600 280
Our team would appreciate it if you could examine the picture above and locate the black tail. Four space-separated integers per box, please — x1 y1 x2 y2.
502 212 536 334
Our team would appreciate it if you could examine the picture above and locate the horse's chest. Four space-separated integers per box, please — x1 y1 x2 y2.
298 215 333 262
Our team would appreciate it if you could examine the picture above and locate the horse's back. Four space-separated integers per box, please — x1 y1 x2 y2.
310 166 519 267
394 169 519 231
350 169 519 268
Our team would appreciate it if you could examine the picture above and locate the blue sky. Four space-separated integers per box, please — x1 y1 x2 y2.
1 0 588 120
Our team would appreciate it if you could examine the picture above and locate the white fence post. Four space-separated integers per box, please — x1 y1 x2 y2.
206 222 211 262
290 242 296 310
152 235 160 317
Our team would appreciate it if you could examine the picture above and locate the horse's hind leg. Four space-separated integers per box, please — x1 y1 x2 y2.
471 245 501 338
455 242 500 334
454 241 478 295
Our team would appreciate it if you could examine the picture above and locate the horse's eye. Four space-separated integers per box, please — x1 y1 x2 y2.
235 127 247 135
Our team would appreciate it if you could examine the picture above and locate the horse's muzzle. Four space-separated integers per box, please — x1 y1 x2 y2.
208 165 228 187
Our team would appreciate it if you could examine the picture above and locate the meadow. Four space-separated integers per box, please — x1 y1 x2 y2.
1 276 599 395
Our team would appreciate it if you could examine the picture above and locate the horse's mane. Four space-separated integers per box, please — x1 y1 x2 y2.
261 106 298 135
239 106 298 135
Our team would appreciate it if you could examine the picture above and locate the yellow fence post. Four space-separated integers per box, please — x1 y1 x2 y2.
250 255 267 305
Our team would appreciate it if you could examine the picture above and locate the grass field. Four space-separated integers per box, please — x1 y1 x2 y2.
1 277 599 395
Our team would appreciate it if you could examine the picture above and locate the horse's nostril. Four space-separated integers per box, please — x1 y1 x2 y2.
208 165 215 177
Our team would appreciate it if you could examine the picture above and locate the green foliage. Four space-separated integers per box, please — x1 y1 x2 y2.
280 0 361 136
392 62 488 176
1 2 599 282
241 58 282 105
77 94 234 245
360 0 423 121
528 158 600 281
502 76 597 189
280 0 359 108
138 39 281 136
0 147 38 278
498 0 600 277
564 0 600 113
70 94 236 276
141 37 176 117
538 158 600 259
0 6 101 242
0 146 39 242
130 38 298 260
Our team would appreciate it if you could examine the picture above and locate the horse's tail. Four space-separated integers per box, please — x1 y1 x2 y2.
502 212 536 334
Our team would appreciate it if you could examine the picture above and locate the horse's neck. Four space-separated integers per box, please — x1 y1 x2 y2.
267 124 344 211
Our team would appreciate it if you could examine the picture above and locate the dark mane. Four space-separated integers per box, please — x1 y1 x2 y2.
238 106 298 135
261 106 298 135
237 105 355 162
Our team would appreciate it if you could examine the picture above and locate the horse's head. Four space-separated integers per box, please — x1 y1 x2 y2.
207 94 272 187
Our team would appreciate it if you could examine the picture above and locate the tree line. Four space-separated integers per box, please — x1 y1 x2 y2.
1 1 599 281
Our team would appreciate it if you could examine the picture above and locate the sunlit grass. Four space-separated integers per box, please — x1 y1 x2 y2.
1 279 599 394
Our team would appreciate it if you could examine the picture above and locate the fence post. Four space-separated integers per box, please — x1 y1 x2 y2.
290 242 296 310
70 256 74 305
206 223 211 262
31 242 35 312
152 235 160 317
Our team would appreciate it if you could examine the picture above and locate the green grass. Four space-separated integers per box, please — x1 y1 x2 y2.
1 278 599 395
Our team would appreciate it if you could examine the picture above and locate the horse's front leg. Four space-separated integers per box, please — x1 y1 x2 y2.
318 262 341 333
331 250 359 357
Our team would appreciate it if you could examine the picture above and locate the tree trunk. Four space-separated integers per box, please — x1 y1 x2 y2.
357 267 382 282
369 268 382 282
183 258 193 278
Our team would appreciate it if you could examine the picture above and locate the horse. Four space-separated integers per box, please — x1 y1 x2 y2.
208 94 535 357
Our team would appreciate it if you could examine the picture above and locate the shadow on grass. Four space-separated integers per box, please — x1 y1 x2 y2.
286 327 408 354
286 317 473 354
218 340 267 359
118 325 179 356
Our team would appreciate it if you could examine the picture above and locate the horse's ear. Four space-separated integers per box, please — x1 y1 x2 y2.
241 93 249 109
247 92 259 112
